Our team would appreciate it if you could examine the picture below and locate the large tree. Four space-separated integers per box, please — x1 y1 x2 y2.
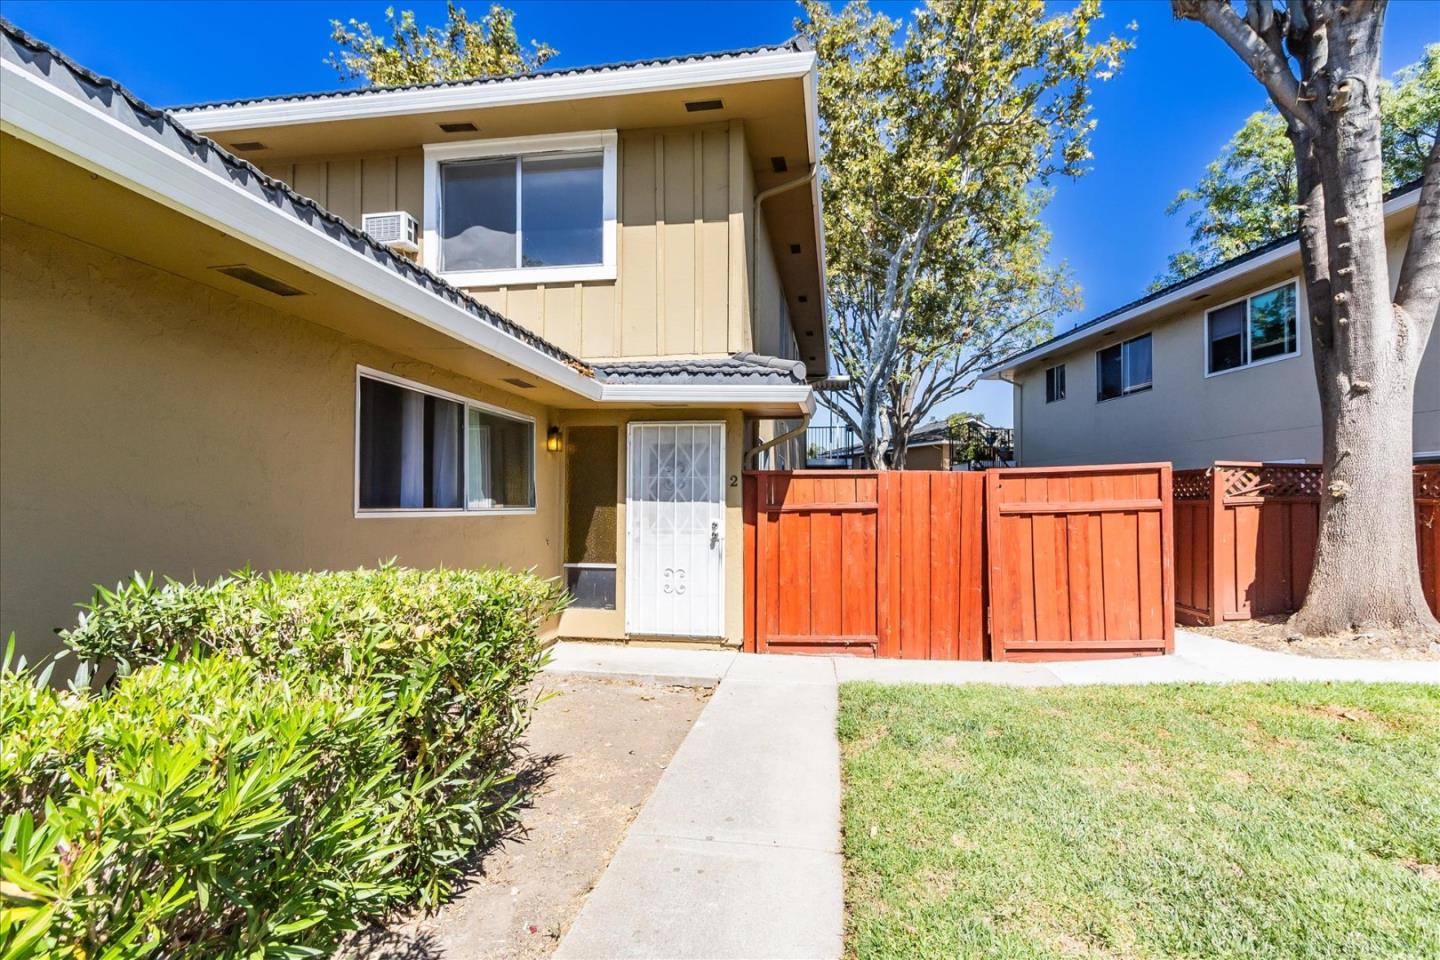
1155 43 1438 287
328 2 554 86
800 0 1129 469
1173 0 1440 637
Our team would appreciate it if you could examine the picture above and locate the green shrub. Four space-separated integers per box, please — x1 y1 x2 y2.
3 564 566 958
2 655 407 958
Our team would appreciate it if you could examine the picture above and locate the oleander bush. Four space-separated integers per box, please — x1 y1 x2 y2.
1 564 566 958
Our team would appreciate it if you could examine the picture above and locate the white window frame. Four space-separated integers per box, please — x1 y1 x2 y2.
1045 363 1066 403
354 366 538 518
422 130 618 287
1095 333 1153 403
1203 279 1301 378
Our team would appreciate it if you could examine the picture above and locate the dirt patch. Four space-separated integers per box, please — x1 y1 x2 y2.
345 674 710 960
1188 615 1440 661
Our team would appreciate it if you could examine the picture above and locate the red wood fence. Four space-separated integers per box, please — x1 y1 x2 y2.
743 463 1174 661
742 471 985 658
987 464 1174 661
1173 462 1440 625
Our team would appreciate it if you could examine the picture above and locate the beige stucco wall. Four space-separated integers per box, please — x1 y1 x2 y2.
257 122 788 364
1012 230 1440 468
0 213 756 662
0 215 564 663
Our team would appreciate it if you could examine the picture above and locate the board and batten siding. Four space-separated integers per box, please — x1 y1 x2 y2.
259 121 773 362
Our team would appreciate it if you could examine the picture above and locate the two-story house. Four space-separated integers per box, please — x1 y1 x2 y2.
983 181 1438 469
0 22 826 661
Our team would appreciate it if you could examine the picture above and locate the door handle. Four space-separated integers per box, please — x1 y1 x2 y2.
710 521 720 548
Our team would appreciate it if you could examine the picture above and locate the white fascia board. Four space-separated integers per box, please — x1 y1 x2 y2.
0 57 604 402
173 51 819 133
598 382 815 415
981 186 1422 381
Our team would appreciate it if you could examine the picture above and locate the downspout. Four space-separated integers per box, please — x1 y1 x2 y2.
1007 372 1023 466
745 412 813 469
742 165 820 470
750 164 818 333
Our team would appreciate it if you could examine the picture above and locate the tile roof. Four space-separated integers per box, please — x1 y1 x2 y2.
1 19 814 397
592 353 807 385
985 176 1424 374
0 19 593 374
170 40 809 113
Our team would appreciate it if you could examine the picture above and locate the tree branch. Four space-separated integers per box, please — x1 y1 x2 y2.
1394 132 1440 352
1173 0 1320 131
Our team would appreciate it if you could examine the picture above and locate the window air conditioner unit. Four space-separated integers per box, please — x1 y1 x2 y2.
361 211 420 254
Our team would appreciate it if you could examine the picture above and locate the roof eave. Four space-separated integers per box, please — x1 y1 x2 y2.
172 49 819 134
981 185 1422 381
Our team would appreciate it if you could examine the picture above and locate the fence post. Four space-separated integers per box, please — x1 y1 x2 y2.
742 473 756 653
1160 464 1176 652
1208 464 1227 626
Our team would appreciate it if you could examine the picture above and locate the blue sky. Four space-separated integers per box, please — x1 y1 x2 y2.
2 0 1435 425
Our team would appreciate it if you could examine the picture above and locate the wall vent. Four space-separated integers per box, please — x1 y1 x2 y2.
211 265 306 297
770 156 788 173
231 141 266 152
438 121 478 133
789 243 802 254
502 377 537 389
684 99 724 112
361 211 420 254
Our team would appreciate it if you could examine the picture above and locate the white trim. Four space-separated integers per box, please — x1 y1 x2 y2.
0 62 814 418
1202 279 1301 379
422 130 618 287
983 187 1421 379
0 56 604 401
1094 333 1153 403
173 50 818 132
563 562 618 570
1044 363 1066 403
354 366 538 517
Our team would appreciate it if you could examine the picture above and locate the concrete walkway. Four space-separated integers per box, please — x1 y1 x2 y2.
543 633 1437 959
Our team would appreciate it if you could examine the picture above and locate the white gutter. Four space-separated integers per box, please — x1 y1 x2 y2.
173 50 818 133
2 53 814 418
981 185 1421 379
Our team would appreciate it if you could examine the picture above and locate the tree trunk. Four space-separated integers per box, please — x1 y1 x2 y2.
1285 6 1440 637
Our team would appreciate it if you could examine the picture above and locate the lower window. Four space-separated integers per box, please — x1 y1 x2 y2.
357 371 535 513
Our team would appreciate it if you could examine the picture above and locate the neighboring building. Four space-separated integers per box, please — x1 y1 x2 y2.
0 23 826 661
983 182 1439 469
819 418 1014 470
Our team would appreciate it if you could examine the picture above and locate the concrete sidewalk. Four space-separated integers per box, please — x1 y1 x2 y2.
554 653 842 960
544 633 1436 959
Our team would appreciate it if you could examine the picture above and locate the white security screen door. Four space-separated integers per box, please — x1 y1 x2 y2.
626 422 726 637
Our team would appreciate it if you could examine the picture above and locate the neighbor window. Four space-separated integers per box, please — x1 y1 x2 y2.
424 132 617 286
1045 364 1066 403
1096 334 1152 401
357 371 535 513
1206 281 1298 374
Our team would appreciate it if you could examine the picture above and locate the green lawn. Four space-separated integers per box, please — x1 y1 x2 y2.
840 682 1440 960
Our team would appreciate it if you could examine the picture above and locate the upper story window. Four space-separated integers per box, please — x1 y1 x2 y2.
423 131 618 287
356 369 535 515
1206 280 1299 375
1045 364 1066 403
1096 333 1152 402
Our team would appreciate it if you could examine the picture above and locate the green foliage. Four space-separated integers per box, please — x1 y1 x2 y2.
328 2 555 87
801 0 1130 466
1156 44 1439 288
3 565 566 958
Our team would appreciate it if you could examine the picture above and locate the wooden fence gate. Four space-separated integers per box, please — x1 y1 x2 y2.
742 471 985 658
743 463 1174 661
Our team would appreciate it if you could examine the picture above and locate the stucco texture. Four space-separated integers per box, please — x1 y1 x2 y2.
1011 230 1440 469
0 215 563 662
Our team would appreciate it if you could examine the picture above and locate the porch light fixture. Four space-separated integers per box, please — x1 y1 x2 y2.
546 426 564 453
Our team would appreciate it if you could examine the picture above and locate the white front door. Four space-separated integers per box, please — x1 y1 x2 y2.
626 422 726 637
